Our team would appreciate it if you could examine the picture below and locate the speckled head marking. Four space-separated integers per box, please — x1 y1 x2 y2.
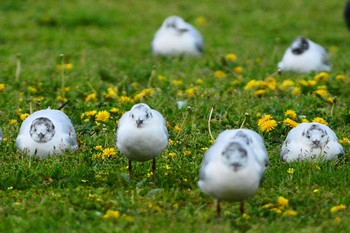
302 124 328 147
221 141 248 172
130 104 153 128
164 16 188 33
233 131 252 145
291 37 309 55
29 117 55 143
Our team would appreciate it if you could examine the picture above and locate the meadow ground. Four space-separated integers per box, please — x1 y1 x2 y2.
0 0 350 232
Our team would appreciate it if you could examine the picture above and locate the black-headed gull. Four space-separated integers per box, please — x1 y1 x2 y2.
151 15 204 56
198 135 265 218
16 108 78 157
278 37 330 73
281 122 344 162
116 103 168 182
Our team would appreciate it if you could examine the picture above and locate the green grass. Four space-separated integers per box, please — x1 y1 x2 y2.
0 0 350 232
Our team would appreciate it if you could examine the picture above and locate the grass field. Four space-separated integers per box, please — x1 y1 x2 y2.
0 0 350 232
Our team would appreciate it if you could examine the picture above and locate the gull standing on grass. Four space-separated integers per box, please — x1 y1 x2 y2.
116 103 168 183
278 36 331 73
198 130 267 218
16 108 78 157
281 122 344 162
151 15 204 56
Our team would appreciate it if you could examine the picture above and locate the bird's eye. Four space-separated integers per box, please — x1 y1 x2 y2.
131 114 134 118
307 135 310 139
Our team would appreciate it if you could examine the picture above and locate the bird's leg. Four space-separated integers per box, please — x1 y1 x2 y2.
152 158 156 186
128 160 132 179
240 201 245 214
216 200 221 219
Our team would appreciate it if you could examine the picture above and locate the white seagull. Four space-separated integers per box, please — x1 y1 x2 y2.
281 122 344 162
198 137 265 218
16 108 78 157
151 15 204 56
278 37 331 73
215 129 269 170
116 103 168 182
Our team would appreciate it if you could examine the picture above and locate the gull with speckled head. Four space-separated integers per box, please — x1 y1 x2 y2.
116 103 168 182
281 122 344 162
278 37 330 73
16 108 78 157
151 15 204 56
198 130 267 218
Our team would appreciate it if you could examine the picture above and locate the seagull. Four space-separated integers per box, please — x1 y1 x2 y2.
215 129 269 170
345 0 350 29
281 122 344 162
151 15 204 56
198 136 265 218
16 108 78 157
278 37 331 73
116 103 168 183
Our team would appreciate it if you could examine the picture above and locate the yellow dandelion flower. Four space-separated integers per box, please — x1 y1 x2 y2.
0 83 5 92
314 72 329 82
254 89 265 97
262 203 274 209
171 80 183 86
335 75 346 81
213 70 227 79
157 75 167 82
134 88 154 101
283 118 298 128
94 145 103 151
85 110 97 116
313 189 319 193
287 168 294 175
10 119 18 125
196 78 203 84
308 80 317 86
184 150 191 156
110 107 119 113
167 152 176 158
271 208 282 214
285 110 297 120
102 148 117 157
277 196 289 208
282 209 297 217
334 217 342 224
338 137 349 144
330 204 346 213
226 53 237 62
20 113 29 121
105 87 117 99
292 87 301 95
301 118 309 123
174 125 182 133
164 164 171 170
169 139 174 146
279 80 295 91
244 80 261 90
185 87 198 98
263 77 277 90
28 86 38 93
259 119 277 133
56 95 67 102
314 89 329 97
119 96 134 103
147 171 153 178
257 114 273 126
312 117 327 125
2 137 7 142
103 210 121 220
95 110 110 122
195 16 207 27
298 80 309 86
85 93 97 103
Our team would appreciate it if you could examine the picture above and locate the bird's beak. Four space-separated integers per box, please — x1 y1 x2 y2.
179 28 188 33
136 119 143 128
38 133 45 139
